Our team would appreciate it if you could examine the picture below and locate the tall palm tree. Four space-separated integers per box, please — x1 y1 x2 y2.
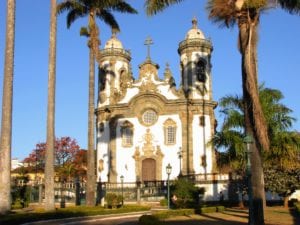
0 0 16 215
145 1 300 224
56 0 137 206
44 0 57 211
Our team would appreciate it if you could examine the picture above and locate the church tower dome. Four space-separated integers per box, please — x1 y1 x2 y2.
185 17 205 40
104 30 124 49
98 30 132 107
178 17 213 100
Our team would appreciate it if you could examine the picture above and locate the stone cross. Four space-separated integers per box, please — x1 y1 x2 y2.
144 36 153 59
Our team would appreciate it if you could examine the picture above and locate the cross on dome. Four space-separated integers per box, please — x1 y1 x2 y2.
144 36 154 59
192 16 198 29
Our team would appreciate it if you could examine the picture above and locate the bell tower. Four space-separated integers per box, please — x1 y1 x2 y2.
178 17 213 100
178 18 217 175
98 30 132 107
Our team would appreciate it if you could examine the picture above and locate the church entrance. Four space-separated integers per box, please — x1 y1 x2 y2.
142 158 156 181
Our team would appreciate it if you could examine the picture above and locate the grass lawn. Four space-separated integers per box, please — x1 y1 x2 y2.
0 204 151 225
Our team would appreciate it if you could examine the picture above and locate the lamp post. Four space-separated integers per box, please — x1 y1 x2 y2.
177 147 182 177
244 134 254 225
166 163 172 210
120 175 124 206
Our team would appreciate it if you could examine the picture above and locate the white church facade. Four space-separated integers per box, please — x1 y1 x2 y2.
96 18 218 185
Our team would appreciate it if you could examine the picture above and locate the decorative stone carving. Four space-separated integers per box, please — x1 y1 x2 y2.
132 129 164 181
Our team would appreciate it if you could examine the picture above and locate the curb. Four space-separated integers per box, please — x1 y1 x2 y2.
21 211 151 225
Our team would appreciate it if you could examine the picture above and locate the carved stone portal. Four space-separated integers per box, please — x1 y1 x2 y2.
133 129 164 181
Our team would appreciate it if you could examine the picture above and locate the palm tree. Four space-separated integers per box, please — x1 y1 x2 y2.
56 0 137 206
44 0 57 211
0 0 16 215
214 85 300 171
213 85 300 210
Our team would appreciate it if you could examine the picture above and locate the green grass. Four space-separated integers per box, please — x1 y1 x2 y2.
0 205 150 225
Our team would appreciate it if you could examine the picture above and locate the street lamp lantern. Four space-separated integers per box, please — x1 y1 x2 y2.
166 163 172 210
166 163 172 176
243 134 254 225
120 175 124 206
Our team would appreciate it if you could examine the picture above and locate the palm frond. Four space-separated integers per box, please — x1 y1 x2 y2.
278 0 300 15
97 9 120 32
80 26 90 37
145 0 185 16
105 1 138 14
67 8 87 28
207 0 237 28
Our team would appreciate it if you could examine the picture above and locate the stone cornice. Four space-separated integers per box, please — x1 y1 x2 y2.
178 38 213 55
99 48 131 61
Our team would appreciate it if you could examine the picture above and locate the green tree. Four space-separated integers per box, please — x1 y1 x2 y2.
56 0 137 206
213 85 300 171
44 0 57 211
264 167 300 208
0 0 16 215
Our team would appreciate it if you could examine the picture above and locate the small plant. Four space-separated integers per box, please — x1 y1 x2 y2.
139 215 162 225
105 193 123 208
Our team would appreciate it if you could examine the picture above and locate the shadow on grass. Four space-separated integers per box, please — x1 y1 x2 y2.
224 208 248 215
161 214 247 225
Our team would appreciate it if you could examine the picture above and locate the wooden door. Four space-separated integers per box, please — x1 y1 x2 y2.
142 158 156 181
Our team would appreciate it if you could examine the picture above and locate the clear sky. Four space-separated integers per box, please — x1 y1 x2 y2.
0 1 299 160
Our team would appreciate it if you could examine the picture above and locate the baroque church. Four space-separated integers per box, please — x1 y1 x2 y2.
96 18 217 184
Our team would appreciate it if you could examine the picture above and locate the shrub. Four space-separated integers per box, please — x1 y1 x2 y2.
105 193 123 208
159 198 167 206
139 215 162 225
198 206 217 213
171 177 203 209
153 209 195 219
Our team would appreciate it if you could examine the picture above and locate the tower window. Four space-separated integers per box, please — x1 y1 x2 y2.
163 119 177 145
196 60 206 82
121 121 134 147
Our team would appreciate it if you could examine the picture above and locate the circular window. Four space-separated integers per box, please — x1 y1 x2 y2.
142 109 158 126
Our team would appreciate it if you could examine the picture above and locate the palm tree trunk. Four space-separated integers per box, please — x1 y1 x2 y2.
0 0 15 214
44 0 57 211
86 45 96 206
239 10 266 225
85 12 99 207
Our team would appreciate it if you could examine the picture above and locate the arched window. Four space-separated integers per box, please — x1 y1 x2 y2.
120 121 134 147
195 60 206 82
163 119 177 145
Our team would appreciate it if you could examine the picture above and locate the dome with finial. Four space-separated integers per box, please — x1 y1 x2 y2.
104 29 123 49
185 17 205 40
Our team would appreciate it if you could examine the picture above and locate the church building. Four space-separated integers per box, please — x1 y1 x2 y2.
96 18 217 183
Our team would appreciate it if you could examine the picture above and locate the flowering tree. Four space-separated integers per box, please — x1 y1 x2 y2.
22 137 84 180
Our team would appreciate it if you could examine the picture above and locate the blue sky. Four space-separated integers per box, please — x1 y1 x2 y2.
0 1 299 160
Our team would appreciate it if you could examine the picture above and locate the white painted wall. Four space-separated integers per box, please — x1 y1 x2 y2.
192 115 213 174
